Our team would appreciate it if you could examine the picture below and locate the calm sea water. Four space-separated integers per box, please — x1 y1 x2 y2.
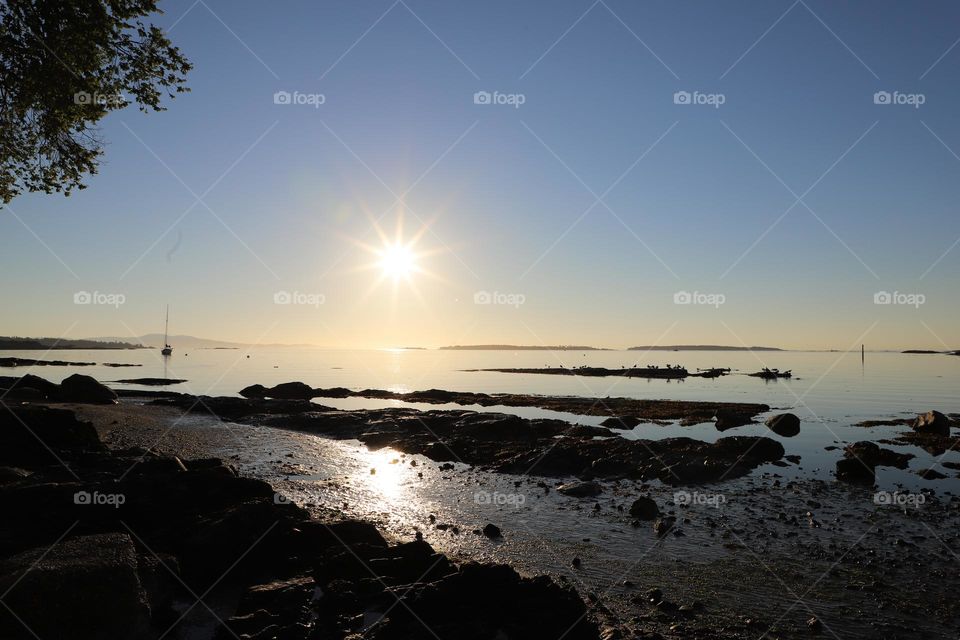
3 348 958 490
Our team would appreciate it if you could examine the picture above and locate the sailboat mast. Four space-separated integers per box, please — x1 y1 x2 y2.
164 304 169 345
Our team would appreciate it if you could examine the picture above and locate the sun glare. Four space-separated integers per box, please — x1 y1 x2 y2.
379 244 416 280
347 210 448 304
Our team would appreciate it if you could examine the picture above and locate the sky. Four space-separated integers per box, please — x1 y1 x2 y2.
2 0 959 350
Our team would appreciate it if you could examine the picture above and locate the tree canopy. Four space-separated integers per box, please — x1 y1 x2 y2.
0 0 190 204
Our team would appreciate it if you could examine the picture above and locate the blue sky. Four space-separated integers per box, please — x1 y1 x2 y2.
2 0 959 349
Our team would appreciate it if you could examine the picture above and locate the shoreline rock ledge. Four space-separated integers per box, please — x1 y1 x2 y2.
0 403 601 640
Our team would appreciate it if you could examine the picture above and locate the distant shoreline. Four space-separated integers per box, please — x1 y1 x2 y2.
628 345 783 351
439 344 783 352
439 345 609 351
0 337 144 350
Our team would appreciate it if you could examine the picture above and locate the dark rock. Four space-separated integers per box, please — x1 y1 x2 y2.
654 517 676 537
0 533 151 639
917 468 947 480
714 410 754 431
0 406 104 467
264 381 316 400
913 410 951 437
371 562 597 640
710 436 785 462
0 374 61 399
0 386 45 402
764 413 800 437
600 416 640 429
239 384 269 398
112 378 187 386
836 458 875 485
152 395 319 421
58 374 118 404
600 625 622 640
220 574 316 639
567 425 615 438
628 496 660 520
843 441 913 469
482 523 501 538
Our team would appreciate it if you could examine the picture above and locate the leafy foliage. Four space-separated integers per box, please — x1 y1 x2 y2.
0 0 191 204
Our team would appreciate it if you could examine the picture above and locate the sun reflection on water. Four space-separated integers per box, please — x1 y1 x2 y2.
355 447 409 501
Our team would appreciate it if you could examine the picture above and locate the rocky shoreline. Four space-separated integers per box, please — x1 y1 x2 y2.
0 379 601 640
3 373 960 639
238 380 772 423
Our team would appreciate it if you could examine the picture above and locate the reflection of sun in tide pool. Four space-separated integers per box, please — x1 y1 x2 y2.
361 448 407 499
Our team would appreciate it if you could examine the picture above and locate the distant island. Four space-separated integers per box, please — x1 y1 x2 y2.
0 337 143 350
0 334 322 351
440 344 608 351
94 334 315 349
628 345 783 351
903 349 960 355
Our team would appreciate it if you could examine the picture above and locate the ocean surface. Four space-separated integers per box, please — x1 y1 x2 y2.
3 347 958 491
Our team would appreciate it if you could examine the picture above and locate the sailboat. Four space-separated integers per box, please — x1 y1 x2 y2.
161 305 173 356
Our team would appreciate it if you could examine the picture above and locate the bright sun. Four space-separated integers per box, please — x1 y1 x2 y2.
379 244 416 280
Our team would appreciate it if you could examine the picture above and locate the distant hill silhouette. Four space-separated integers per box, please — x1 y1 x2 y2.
0 336 142 350
440 345 607 351
628 345 783 351
96 334 315 349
